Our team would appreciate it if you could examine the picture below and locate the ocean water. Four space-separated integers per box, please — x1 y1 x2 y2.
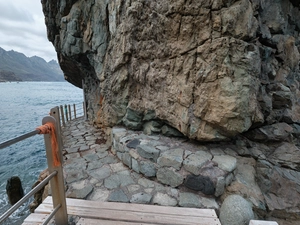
0 82 83 224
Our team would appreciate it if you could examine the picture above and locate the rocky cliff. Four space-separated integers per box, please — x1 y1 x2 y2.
42 0 300 224
42 0 300 142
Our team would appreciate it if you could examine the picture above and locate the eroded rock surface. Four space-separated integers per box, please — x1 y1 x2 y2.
42 0 300 141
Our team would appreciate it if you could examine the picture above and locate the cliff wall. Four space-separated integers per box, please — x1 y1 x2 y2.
42 0 300 142
41 1 300 223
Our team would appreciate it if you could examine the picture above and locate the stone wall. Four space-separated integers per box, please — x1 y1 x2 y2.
42 0 300 141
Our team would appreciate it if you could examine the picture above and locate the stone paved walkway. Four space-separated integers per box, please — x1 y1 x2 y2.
61 117 222 209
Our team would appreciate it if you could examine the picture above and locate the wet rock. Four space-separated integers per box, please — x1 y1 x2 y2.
219 195 254 225
184 175 215 195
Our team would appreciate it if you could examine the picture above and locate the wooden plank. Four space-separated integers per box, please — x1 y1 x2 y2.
249 220 279 225
23 213 47 222
34 197 221 225
77 218 158 225
42 196 217 218
35 202 220 225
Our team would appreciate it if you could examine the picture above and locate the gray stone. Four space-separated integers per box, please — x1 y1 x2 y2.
157 148 184 170
156 168 184 187
213 155 237 172
152 193 177 206
104 172 135 189
215 176 225 197
67 185 93 199
108 189 129 203
111 127 127 142
219 195 254 225
122 152 132 168
179 192 201 208
137 145 160 162
122 108 143 130
244 123 293 142
130 192 152 204
66 170 88 183
139 161 157 177
138 178 155 188
183 151 212 175
87 166 111 181
98 155 118 164
132 158 140 173
126 139 140 149
199 196 219 209
87 161 103 171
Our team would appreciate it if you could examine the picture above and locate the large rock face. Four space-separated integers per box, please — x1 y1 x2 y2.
42 0 300 141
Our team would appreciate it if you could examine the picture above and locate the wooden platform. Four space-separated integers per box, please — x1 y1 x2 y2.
23 196 221 225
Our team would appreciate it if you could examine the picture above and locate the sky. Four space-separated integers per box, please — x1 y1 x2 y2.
0 0 57 62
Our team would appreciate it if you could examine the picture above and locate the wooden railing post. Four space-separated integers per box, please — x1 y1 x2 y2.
73 104 76 119
42 115 68 225
68 105 71 121
60 105 65 127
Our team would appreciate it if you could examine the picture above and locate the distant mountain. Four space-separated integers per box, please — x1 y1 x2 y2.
0 47 65 82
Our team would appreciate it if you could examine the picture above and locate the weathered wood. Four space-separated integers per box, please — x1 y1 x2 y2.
42 116 68 225
32 196 221 225
77 218 158 225
42 196 217 218
249 220 279 225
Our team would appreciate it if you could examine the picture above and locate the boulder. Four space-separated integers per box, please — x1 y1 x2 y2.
6 176 24 205
219 195 254 225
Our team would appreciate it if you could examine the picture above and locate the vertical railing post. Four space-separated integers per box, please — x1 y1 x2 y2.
60 105 65 127
64 104 69 122
68 105 71 121
42 115 68 225
73 104 76 119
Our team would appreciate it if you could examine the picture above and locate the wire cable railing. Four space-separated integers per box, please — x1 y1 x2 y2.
0 106 68 225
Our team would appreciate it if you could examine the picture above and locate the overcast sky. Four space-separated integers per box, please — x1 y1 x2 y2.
0 0 57 62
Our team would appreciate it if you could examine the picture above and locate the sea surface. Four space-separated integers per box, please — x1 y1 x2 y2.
0 82 83 224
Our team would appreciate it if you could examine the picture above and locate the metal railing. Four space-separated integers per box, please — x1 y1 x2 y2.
0 106 68 225
59 102 86 127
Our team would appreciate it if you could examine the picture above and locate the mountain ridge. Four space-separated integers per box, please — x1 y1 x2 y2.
0 47 65 82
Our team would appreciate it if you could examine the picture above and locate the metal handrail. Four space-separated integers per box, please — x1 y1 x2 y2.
42 203 61 225
0 171 58 223
0 107 68 225
0 130 39 149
